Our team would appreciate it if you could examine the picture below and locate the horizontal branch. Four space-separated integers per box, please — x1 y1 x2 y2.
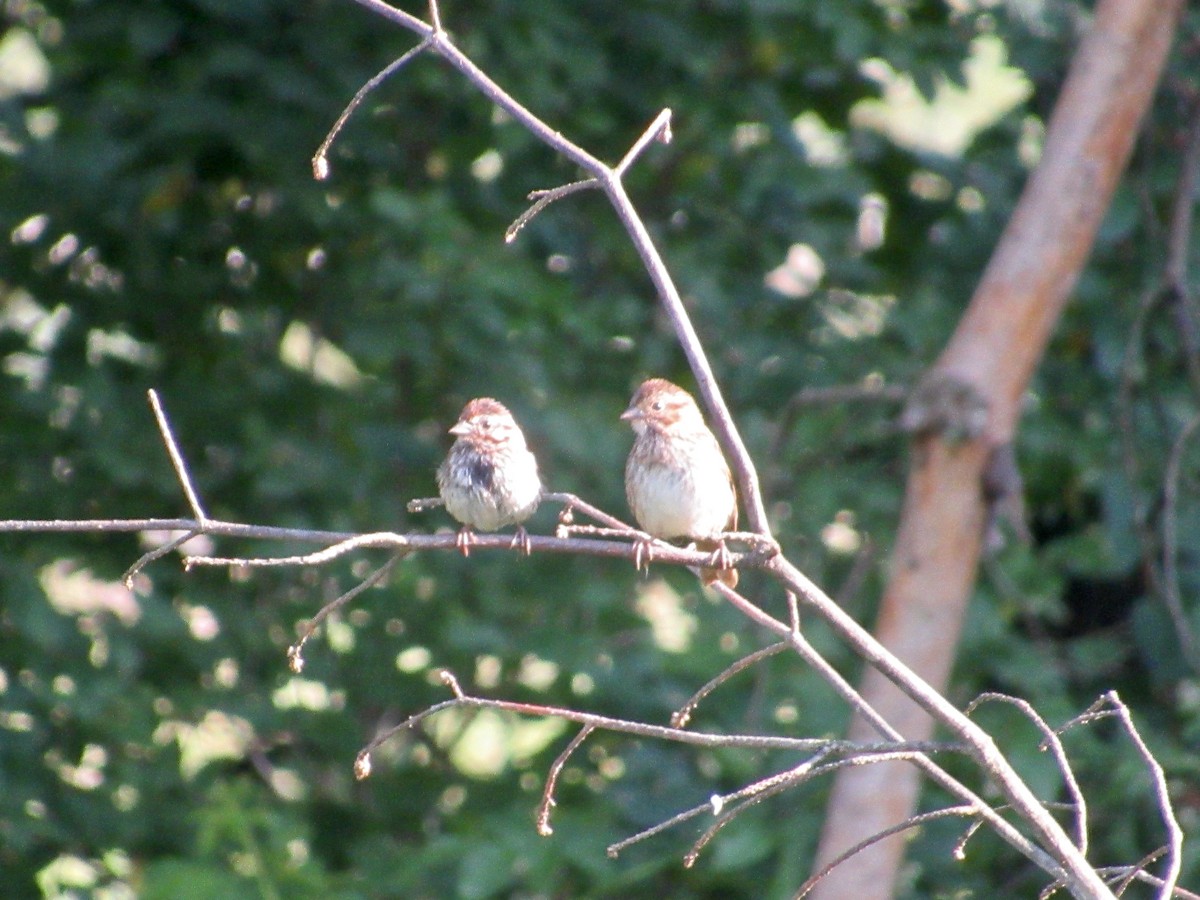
354 670 963 776
0 516 772 572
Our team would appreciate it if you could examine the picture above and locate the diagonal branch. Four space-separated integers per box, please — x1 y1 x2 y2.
332 0 771 537
147 389 208 524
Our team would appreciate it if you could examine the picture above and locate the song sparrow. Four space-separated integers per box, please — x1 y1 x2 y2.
622 378 739 587
437 397 541 556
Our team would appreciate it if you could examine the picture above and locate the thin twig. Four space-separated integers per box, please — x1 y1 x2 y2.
186 531 410 570
1111 846 1167 897
1165 98 1200 395
794 805 978 899
1160 412 1200 673
353 674 960 784
505 179 598 243
966 692 1089 854
610 747 838 859
147 389 208 523
1096 863 1200 900
288 553 402 673
711 579 1066 878
686 749 945 869
614 108 673 176
122 529 200 588
672 642 788 728
1103 692 1183 899
685 750 842 867
536 725 595 836
312 38 433 181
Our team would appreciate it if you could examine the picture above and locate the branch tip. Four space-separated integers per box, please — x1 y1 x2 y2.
354 752 372 780
287 644 305 674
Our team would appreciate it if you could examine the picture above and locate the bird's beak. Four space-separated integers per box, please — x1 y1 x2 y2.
448 421 471 436
619 406 640 422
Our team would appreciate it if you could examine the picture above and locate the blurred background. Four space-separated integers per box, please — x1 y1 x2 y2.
1 0 1197 896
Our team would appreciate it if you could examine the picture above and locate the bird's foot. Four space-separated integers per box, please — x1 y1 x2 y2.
633 535 656 575
456 526 477 557
510 525 533 557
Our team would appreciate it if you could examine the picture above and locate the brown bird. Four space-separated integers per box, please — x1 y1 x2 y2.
621 378 739 587
437 398 541 556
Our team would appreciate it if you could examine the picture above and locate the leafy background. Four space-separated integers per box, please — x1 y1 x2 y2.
1 0 1197 896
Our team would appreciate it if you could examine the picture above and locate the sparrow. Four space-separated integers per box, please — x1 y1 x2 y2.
621 378 738 587
437 397 541 556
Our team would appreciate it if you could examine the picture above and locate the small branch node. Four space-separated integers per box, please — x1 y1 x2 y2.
439 669 464 698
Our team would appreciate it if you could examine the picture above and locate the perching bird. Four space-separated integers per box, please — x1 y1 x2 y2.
621 378 738 587
437 397 541 556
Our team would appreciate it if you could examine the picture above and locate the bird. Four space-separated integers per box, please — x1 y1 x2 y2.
437 397 541 556
621 378 739 587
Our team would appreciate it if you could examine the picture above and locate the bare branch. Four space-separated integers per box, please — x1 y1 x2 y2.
185 531 410 570
288 553 403 673
148 389 207 524
686 749 947 869
536 725 595 836
313 38 433 181
1165 99 1200 395
965 692 1088 853
122 529 200 588
671 642 788 729
768 557 1106 889
795 806 978 899
1103 692 1184 899
1111 846 1168 897
328 3 772 537
1160 412 1200 673
614 108 673 176
505 179 598 243
731 582 1067 878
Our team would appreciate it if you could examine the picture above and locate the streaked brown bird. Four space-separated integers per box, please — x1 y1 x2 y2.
437 398 541 556
621 378 739 587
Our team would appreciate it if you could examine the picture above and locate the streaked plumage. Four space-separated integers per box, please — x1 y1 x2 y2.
622 378 738 587
437 398 541 554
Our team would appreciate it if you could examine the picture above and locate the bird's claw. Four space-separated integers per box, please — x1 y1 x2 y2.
707 539 734 572
456 527 477 557
510 525 533 557
633 536 655 575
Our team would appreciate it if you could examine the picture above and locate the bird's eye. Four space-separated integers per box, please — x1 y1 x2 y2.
651 401 664 411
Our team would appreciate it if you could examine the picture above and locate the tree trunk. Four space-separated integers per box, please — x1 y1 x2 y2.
810 1 1185 896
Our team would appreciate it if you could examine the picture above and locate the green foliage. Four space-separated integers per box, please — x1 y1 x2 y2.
1 0 1198 896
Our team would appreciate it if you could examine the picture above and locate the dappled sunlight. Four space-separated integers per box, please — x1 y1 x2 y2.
635 578 696 654
279 320 365 389
852 35 1032 156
